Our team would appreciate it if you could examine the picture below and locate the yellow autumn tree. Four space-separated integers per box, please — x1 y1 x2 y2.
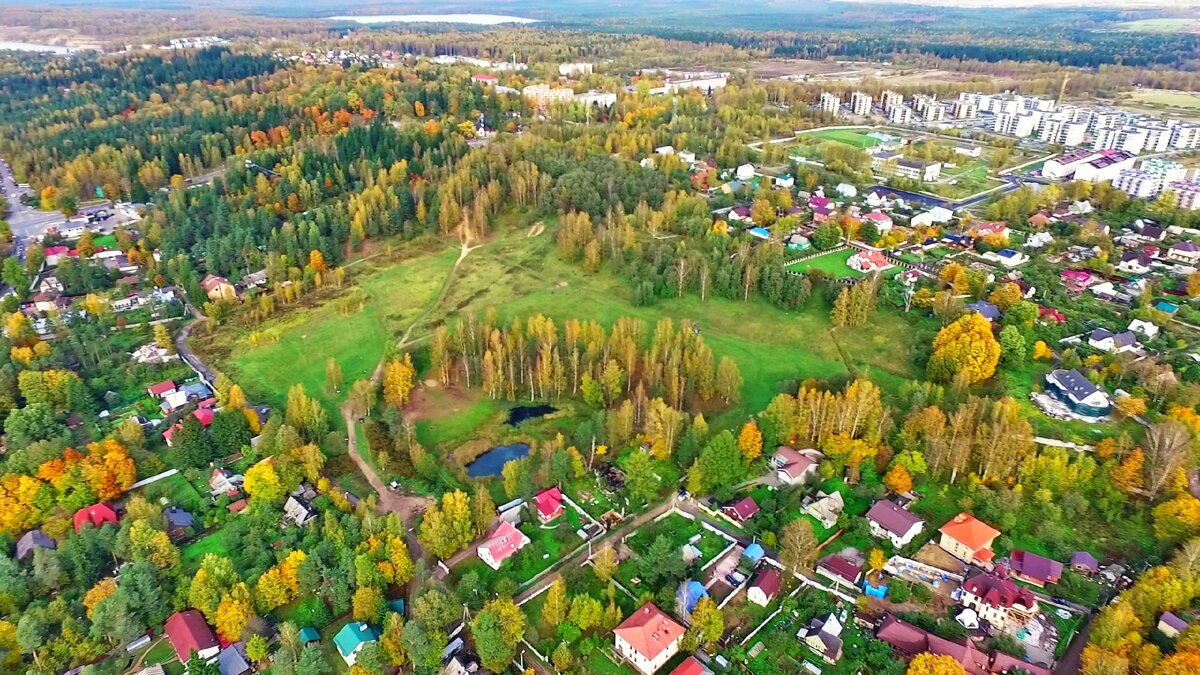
906 652 967 675
382 353 416 408
215 583 254 642
1033 340 1054 361
884 465 913 495
738 422 763 461
83 577 117 618
1110 449 1146 495
927 313 1000 385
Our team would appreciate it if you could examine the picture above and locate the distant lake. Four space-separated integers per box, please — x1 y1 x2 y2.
329 14 539 25
0 41 75 54
466 443 531 478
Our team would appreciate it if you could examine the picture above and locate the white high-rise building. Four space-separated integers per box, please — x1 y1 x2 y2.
1113 170 1164 199
953 100 978 119
819 92 841 115
1140 158 1189 183
850 91 873 116
994 111 1040 138
1142 125 1173 153
881 90 904 112
1170 124 1200 149
889 105 915 125
1172 182 1200 210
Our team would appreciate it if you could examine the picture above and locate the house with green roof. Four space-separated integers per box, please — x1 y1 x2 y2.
298 627 320 644
334 622 380 666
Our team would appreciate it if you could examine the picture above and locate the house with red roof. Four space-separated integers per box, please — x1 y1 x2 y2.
862 211 893 234
848 249 890 273
163 609 220 662
1061 269 1095 295
876 614 1050 675
938 513 1000 566
669 656 712 675
722 496 759 525
74 503 118 532
200 274 237 301
865 499 924 548
817 554 862 589
162 408 217 447
808 196 836 223
471 73 498 85
614 603 686 674
961 569 1039 632
972 221 1008 239
770 446 822 485
478 520 531 570
147 380 177 398
747 567 782 607
532 486 565 523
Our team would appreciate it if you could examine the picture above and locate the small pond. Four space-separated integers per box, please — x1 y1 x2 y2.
506 404 556 426
465 443 531 478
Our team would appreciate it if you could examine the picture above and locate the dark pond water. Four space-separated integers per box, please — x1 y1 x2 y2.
506 404 556 425
465 443 531 477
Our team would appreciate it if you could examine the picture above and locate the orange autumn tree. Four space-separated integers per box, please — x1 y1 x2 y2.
0 440 137 534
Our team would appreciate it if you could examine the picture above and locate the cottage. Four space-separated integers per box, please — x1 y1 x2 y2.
735 164 755 181
722 496 759 524
847 249 890 273
1009 550 1064 587
1117 251 1154 275
334 622 380 666
74 503 118 532
614 604 686 675
532 486 565 523
200 274 237 302
966 301 1001 322
669 657 712 675
973 222 1008 239
862 211 893 234
982 249 1027 268
284 495 316 527
817 554 863 588
938 513 1000 565
798 613 844 664
1128 319 1160 340
960 570 1039 632
147 380 177 399
747 568 782 607
876 614 1049 675
809 196 836 223
163 507 195 539
217 643 251 675
727 206 752 223
1169 241 1200 264
1061 269 1095 294
771 446 823 485
1158 612 1189 639
478 520 531 570
803 490 845 529
1088 328 1138 354
865 500 924 548
15 529 56 562
1045 369 1112 417
209 468 245 497
1070 551 1100 575
164 610 220 662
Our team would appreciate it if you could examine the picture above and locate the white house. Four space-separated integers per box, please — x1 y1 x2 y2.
835 183 857 198
747 568 782 607
960 572 1039 633
735 164 755 181
477 521 530 570
1128 319 1160 340
1088 328 1138 354
614 604 685 675
770 446 823 485
865 500 924 548
654 145 675 155
862 211 893 234
678 150 697 165
797 613 845 664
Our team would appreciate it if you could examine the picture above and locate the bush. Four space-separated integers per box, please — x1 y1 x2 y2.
911 583 933 604
888 581 911 603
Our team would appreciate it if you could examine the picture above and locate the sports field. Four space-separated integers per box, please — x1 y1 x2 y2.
1125 89 1200 110
806 128 882 149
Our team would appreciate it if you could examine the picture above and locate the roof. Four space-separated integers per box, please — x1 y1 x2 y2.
865 500 923 537
1047 369 1102 401
962 570 1037 610
200 274 231 291
334 622 379 657
724 496 759 521
615 604 686 662
1160 611 1189 632
939 513 1000 556
1172 241 1199 253
164 610 218 662
750 568 782 599
818 554 862 585
967 301 1000 320
876 614 928 656
989 652 1051 675
669 657 711 675
1010 550 1063 583
298 627 320 643
217 644 250 675
1070 551 1099 571
15 529 55 560
743 543 765 563
863 211 892 223
164 507 195 529
773 446 819 478
852 249 888 270
147 380 176 396
74 503 118 532
480 520 529 565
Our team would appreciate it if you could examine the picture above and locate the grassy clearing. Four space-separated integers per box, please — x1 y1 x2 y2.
204 214 928 435
784 248 861 278
808 129 882 149
180 530 230 574
1125 88 1200 110
1117 18 1200 33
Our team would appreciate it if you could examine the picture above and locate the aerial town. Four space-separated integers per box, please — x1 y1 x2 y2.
2 2 1200 675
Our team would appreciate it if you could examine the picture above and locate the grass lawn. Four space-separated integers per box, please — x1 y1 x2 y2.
320 615 354 674
582 649 632 674
785 247 862 278
414 391 503 452
1126 89 1200 109
92 233 118 248
180 529 230 574
142 637 177 667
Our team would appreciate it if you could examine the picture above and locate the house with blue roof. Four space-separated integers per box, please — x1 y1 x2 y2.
743 543 765 564
678 579 708 614
334 622 380 666
1045 369 1112 417
298 627 320 644
966 301 1000 322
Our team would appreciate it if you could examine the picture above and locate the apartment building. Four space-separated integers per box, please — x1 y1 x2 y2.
850 91 873 116
994 111 1041 138
818 92 841 115
953 100 978 119
914 95 945 122
1143 125 1173 153
1171 124 1200 150
1172 182 1200 211
1140 158 1189 183
880 90 904 112
1112 170 1164 199
889 105 915 125
522 83 575 109
1093 127 1148 155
